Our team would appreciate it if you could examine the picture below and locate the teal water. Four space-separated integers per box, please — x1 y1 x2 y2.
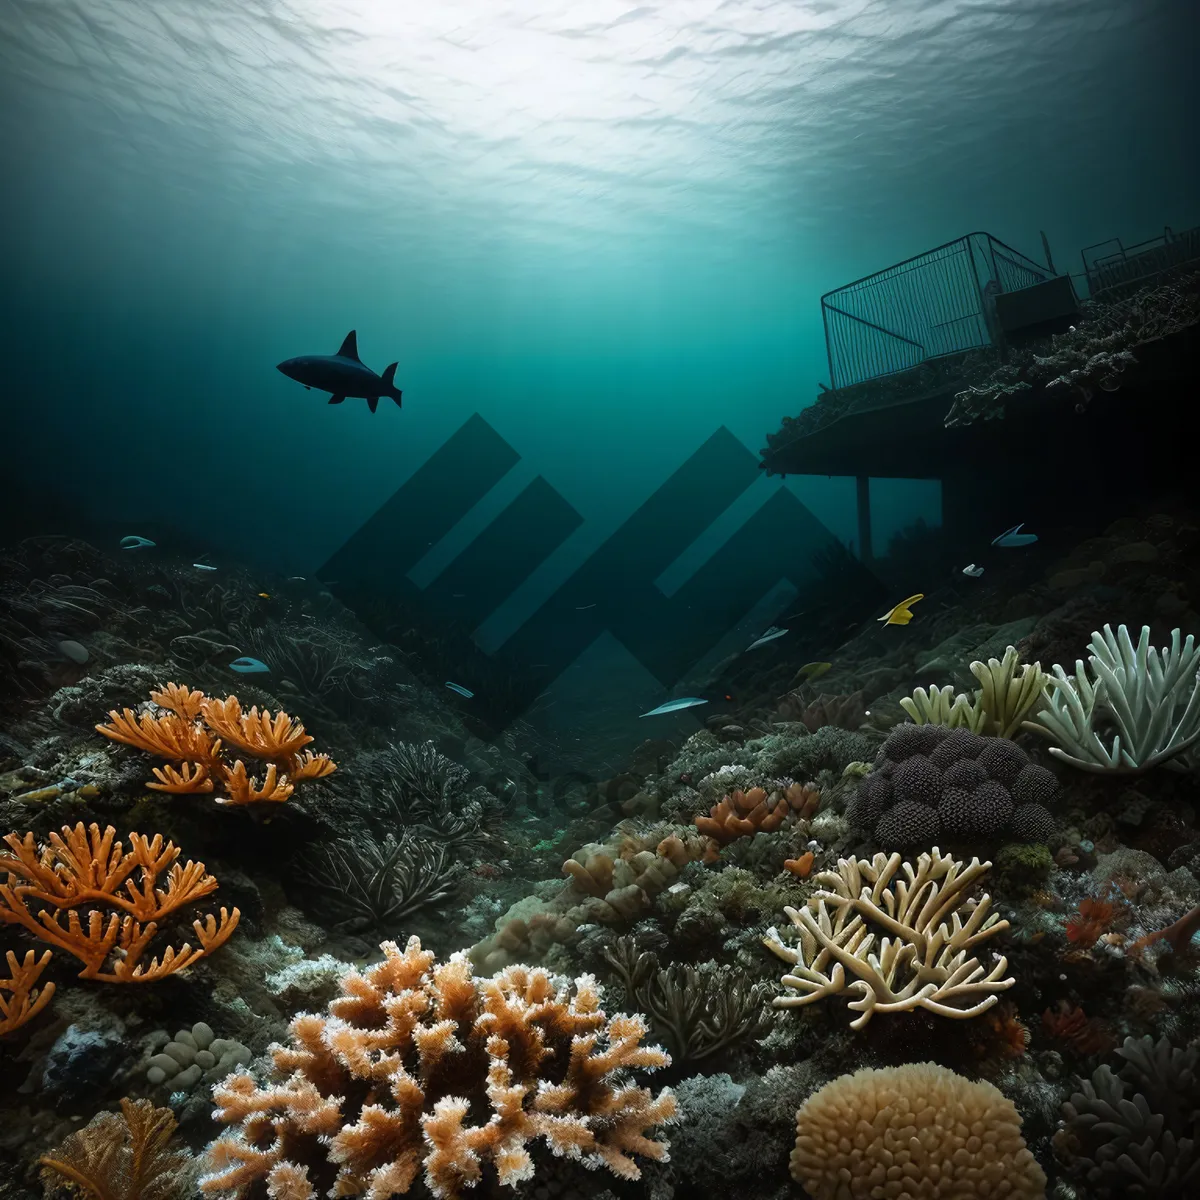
3 0 1194 577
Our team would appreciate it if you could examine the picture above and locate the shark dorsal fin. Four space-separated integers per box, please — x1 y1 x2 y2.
335 330 361 361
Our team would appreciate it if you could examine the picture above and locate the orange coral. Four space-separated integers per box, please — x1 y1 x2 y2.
96 684 335 807
0 823 239 982
783 851 815 878
1066 896 1116 949
1041 1000 1116 1056
0 949 55 1035
695 787 787 844
1130 902 1200 957
200 936 676 1200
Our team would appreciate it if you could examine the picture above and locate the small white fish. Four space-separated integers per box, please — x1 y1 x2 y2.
640 697 708 717
747 626 787 651
120 535 156 550
992 523 1038 548
192 563 217 571
446 682 474 698
287 576 306 581
962 563 985 577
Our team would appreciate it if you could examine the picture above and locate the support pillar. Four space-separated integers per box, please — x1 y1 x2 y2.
856 475 873 562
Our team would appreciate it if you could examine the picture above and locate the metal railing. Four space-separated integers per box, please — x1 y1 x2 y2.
821 232 1050 391
1082 225 1200 300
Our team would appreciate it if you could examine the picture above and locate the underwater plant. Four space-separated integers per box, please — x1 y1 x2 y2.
96 682 336 805
1025 624 1200 774
763 847 1013 1029
791 1062 1046 1198
200 936 676 1199
602 935 775 1064
40 1096 193 1200
301 831 462 930
0 822 240 983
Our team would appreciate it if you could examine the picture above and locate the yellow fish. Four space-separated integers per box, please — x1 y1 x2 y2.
795 661 832 682
258 592 271 599
878 593 923 625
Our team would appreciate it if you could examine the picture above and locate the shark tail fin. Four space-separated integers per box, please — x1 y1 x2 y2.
382 362 402 408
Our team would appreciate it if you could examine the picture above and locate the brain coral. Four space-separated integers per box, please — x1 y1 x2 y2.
849 724 1056 848
200 937 676 1200
791 1062 1047 1199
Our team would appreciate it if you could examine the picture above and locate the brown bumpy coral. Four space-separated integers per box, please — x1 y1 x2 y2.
97 683 335 807
200 936 677 1200
791 1062 1047 1199
0 823 239 982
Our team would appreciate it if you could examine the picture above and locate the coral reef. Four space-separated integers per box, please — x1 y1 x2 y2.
791 1062 1047 1198
200 936 676 1199
763 847 1013 1028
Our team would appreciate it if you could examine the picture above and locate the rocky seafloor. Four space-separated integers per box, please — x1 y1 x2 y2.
1 500 1199 1200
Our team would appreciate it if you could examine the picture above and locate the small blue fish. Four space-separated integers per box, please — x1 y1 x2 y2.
640 697 708 717
962 563 985 578
446 682 474 698
120 535 156 550
992 523 1038 548
229 656 270 674
192 563 218 571
747 626 787 651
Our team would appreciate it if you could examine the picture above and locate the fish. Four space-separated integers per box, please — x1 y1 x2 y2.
795 661 832 682
446 682 474 698
287 576 306 581
992 523 1038 548
258 593 271 599
277 330 403 413
192 563 217 571
962 563 985 577
229 656 270 674
746 626 788 651
878 594 924 625
640 697 709 717
120 535 155 550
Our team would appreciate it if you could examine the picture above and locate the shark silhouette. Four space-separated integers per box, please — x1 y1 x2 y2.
277 330 402 413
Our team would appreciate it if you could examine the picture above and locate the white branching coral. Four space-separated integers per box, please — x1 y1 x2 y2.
763 848 1013 1029
1025 624 1200 774
199 937 676 1200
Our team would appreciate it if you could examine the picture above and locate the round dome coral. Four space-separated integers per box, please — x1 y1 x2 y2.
790 1062 1046 1199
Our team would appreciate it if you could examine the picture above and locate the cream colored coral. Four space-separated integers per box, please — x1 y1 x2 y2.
200 937 675 1200
970 645 1048 738
791 1062 1046 1199
763 848 1012 1029
899 684 985 731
